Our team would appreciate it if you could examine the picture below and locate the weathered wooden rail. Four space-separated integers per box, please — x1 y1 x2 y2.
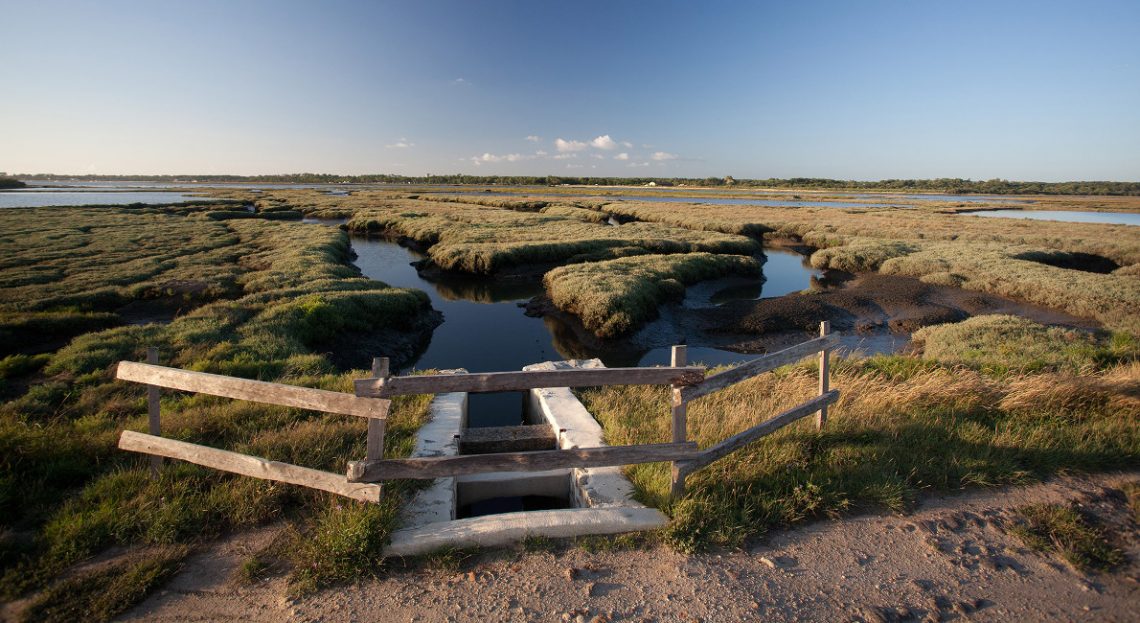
115 321 839 503
113 355 389 502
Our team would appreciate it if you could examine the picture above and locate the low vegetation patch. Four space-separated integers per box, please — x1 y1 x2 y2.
18 544 191 623
1008 503 1126 572
913 315 1139 374
544 253 760 337
271 193 761 274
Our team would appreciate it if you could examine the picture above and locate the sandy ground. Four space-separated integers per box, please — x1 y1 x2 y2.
111 472 1139 623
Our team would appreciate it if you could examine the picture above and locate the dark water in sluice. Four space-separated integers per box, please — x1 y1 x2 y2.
457 494 573 519
302 218 823 426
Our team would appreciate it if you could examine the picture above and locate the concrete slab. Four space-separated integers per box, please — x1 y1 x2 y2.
396 369 466 528
524 359 649 510
385 507 669 557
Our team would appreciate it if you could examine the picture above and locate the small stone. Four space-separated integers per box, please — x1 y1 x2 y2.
759 557 777 569
750 602 760 610
466 571 477 583
953 601 974 615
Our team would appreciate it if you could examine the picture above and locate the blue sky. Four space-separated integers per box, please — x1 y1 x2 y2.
1 0 1138 180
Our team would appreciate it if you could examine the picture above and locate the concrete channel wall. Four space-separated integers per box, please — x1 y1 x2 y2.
385 360 668 558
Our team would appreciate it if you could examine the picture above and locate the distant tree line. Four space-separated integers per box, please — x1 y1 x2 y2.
0 177 26 189
15 173 1139 196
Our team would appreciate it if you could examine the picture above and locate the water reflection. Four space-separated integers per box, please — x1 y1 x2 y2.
962 209 1140 226
301 221 830 425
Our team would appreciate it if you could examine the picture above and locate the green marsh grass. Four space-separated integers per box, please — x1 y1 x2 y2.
544 253 760 337
0 205 439 608
912 315 1139 374
330 195 759 274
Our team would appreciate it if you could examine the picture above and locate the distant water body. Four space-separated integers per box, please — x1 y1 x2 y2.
962 209 1140 226
0 190 208 208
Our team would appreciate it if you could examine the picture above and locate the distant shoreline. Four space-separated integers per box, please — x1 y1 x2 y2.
10 175 1140 196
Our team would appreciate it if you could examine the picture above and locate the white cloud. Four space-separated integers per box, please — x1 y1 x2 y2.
591 154 606 160
526 135 541 142
614 153 629 161
555 138 588 153
565 164 584 169
552 153 578 160
628 161 650 168
621 141 633 148
651 151 678 161
386 138 415 149
590 135 618 150
470 152 529 165
452 78 470 86
535 150 548 156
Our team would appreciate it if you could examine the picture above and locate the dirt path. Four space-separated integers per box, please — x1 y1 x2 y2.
118 472 1139 622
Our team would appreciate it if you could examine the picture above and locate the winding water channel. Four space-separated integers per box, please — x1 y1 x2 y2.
303 218 823 425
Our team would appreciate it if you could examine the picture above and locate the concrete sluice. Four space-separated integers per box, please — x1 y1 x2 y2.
384 360 668 557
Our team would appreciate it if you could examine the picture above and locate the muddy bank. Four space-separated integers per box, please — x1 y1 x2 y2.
525 272 1102 359
322 309 442 372
696 272 1100 351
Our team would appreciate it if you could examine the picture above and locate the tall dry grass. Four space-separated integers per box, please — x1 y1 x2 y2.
579 354 1139 550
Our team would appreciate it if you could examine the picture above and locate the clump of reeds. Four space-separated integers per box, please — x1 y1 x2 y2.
544 253 760 337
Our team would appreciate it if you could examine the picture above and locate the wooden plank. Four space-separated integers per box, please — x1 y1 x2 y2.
670 345 688 499
355 366 707 398
118 430 382 503
117 361 389 419
347 442 700 482
680 333 840 403
679 391 839 477
366 357 389 462
816 322 831 430
146 347 162 477
459 424 557 454
670 346 688 444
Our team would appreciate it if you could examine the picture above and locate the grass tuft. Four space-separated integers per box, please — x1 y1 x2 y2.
1008 503 1126 572
18 544 191 623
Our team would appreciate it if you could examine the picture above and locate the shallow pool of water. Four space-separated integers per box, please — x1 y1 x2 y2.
0 190 210 208
856 193 1034 204
961 209 1140 226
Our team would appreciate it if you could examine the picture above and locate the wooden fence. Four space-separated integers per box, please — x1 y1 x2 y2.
115 322 839 502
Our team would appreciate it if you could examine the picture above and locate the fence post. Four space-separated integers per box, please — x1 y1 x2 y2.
670 345 689 499
146 347 162 477
366 357 390 463
816 321 830 430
